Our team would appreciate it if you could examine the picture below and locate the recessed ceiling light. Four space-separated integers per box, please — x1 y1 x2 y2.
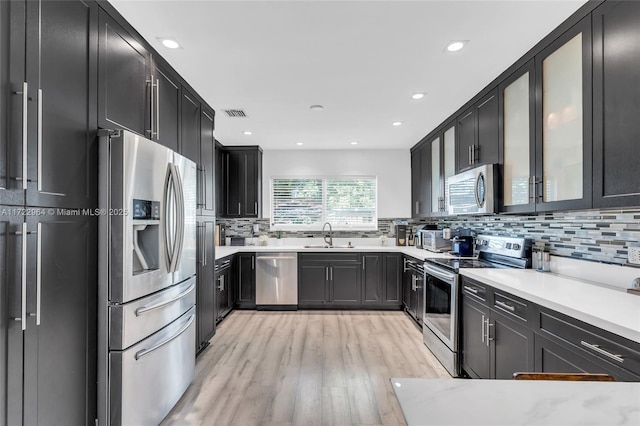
392 121 403 127
412 93 425 100
161 39 180 49
309 105 324 111
243 131 252 136
296 142 304 146
446 40 467 52
350 141 358 145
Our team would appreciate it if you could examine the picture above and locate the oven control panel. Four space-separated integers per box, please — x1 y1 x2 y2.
475 235 531 259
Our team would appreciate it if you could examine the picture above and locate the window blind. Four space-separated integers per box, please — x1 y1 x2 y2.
271 176 377 230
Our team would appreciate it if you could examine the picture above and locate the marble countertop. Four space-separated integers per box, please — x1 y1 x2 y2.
461 268 640 343
391 378 640 426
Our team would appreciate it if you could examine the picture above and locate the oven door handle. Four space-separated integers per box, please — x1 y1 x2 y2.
424 264 456 282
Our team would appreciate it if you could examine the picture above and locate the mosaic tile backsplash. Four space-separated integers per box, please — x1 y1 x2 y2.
217 208 640 266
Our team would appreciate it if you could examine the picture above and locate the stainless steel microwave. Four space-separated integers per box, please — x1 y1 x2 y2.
446 164 498 215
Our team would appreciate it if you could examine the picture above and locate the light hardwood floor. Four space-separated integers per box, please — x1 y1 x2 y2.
162 310 451 426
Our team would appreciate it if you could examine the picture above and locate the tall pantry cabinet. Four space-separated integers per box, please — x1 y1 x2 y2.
1 1 98 425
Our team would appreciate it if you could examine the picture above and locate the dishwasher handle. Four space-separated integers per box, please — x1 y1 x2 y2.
257 256 297 260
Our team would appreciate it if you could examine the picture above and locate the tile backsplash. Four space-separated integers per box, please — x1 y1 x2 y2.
217 208 640 266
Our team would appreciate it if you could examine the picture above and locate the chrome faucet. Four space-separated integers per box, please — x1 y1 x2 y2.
322 222 333 247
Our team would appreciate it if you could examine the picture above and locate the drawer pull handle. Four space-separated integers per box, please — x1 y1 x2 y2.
463 285 478 294
495 300 516 312
135 283 195 316
580 341 624 363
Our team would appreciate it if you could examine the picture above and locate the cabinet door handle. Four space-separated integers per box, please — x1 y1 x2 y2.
254 202 257 215
468 145 472 166
495 300 515 312
155 76 160 141
146 77 155 137
330 266 333 281
203 225 207 266
252 255 255 270
326 267 329 281
362 256 365 270
464 285 478 294
37 89 43 191
580 341 624 363
415 201 419 214
36 223 42 325
19 223 27 330
19 82 28 189
238 202 241 215
481 314 485 343
486 319 494 346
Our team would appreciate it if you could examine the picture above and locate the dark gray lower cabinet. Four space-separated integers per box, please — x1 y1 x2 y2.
236 253 255 309
461 277 640 381
402 256 423 326
298 253 361 308
362 253 403 308
196 219 215 353
215 256 233 321
460 282 534 380
4 212 96 425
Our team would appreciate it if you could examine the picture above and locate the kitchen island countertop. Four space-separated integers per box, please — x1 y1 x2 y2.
391 378 640 426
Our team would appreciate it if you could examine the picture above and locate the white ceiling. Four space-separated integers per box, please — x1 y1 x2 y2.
109 0 587 150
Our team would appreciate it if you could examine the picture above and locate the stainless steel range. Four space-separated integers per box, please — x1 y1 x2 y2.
422 235 532 377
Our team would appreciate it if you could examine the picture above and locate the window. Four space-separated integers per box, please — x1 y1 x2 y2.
271 176 377 230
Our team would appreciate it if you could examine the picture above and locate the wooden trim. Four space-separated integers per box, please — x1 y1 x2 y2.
513 372 615 381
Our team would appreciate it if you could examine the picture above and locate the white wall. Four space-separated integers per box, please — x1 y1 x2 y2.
262 149 411 218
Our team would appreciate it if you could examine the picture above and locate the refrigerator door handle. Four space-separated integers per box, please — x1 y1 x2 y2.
164 164 180 272
172 164 185 271
134 313 195 360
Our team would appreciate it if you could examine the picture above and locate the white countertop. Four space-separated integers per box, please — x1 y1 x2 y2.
214 243 447 261
461 268 640 343
214 242 640 343
391 378 640 426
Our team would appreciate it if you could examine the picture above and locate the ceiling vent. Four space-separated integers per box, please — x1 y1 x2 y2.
223 109 248 118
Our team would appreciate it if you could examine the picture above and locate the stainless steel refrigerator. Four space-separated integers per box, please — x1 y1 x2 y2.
97 130 197 425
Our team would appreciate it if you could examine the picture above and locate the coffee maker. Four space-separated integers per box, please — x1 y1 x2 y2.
395 224 407 246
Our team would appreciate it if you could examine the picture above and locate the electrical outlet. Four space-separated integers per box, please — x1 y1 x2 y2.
628 246 640 265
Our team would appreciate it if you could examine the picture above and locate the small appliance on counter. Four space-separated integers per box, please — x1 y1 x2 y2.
395 223 407 246
420 229 456 252
215 224 226 246
414 224 438 249
451 235 474 257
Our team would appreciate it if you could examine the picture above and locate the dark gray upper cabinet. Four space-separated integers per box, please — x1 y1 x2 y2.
0 1 25 207
179 86 201 164
534 16 593 212
498 60 537 214
456 90 499 173
199 108 216 216
592 1 640 208
153 59 180 152
222 146 263 218
98 8 150 136
215 143 225 217
1 0 98 209
456 107 476 172
26 0 98 209
410 142 430 218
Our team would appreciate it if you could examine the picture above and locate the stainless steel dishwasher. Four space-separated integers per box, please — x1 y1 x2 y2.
255 252 298 310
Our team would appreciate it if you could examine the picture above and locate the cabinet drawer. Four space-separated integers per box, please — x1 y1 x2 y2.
493 292 529 323
461 279 487 302
215 256 232 272
299 253 360 263
538 309 640 376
